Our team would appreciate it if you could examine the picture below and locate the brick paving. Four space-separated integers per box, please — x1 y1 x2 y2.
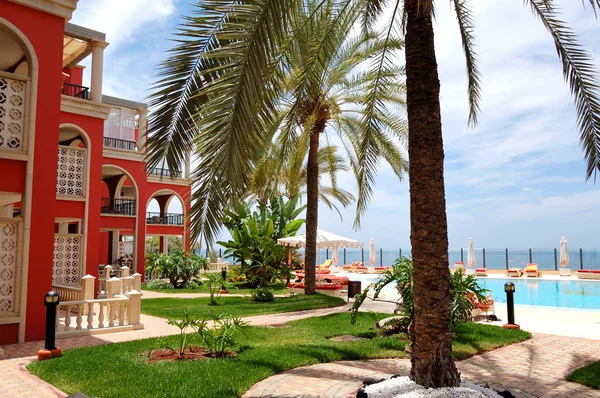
244 334 600 398
0 305 350 398
2 303 600 398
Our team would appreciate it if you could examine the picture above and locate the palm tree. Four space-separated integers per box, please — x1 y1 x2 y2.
250 143 355 220
145 0 600 388
147 0 408 295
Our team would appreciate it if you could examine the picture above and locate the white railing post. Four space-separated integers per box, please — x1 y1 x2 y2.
126 290 142 325
123 276 133 293
81 274 96 314
121 266 130 277
132 273 142 292
106 277 122 299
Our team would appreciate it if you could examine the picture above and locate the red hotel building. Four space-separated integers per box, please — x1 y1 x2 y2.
0 0 192 344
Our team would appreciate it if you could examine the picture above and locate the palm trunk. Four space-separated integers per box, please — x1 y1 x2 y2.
304 126 321 295
405 0 460 387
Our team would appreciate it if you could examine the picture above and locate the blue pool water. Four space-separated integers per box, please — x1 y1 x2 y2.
347 274 600 310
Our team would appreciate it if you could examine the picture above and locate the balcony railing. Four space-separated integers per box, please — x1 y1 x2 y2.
148 167 183 178
101 198 136 216
104 137 137 151
146 212 184 225
62 82 90 100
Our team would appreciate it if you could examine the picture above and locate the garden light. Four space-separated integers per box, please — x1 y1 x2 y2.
503 282 520 330
38 291 62 360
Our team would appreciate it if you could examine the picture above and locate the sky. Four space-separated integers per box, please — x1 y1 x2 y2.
71 1 600 250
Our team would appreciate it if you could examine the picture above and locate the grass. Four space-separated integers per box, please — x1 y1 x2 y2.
567 360 600 389
141 294 346 319
27 313 531 398
142 281 289 295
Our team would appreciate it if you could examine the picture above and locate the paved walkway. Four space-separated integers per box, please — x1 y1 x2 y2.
0 305 350 398
244 334 600 398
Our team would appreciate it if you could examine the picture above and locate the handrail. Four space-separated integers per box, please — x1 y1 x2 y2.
148 167 183 178
101 197 136 216
62 82 90 99
103 137 137 151
146 212 184 225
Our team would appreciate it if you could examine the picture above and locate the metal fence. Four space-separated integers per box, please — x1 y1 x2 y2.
199 247 600 270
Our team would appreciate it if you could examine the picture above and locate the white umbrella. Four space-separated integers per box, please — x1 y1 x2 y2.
369 238 376 266
332 246 339 266
278 229 363 250
560 236 570 268
467 237 476 268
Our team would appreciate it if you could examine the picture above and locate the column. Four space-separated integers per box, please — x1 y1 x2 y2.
137 108 148 152
160 236 168 253
58 222 68 234
90 40 108 102
111 231 120 263
184 151 191 179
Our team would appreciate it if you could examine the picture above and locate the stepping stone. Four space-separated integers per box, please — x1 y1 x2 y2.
329 335 363 341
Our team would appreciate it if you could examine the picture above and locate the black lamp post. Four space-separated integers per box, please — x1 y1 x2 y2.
38 291 62 360
220 266 228 293
503 282 520 330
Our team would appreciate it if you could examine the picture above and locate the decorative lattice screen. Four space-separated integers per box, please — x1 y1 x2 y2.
52 235 82 286
0 76 25 151
56 146 85 197
119 241 133 257
0 222 18 313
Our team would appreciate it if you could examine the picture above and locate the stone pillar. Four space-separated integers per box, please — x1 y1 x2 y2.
184 151 191 179
58 223 69 234
112 232 120 262
81 274 96 315
106 277 122 299
160 236 168 253
121 266 130 277
126 290 142 325
137 108 148 152
0 205 13 218
90 40 108 102
132 273 142 292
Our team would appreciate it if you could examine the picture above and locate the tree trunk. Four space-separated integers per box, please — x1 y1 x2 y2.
404 0 460 387
304 126 321 295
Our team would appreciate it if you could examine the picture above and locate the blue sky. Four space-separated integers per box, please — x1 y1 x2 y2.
72 1 600 250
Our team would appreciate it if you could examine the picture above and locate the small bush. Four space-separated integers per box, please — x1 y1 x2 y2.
187 281 201 289
197 312 247 357
251 287 274 302
145 280 173 290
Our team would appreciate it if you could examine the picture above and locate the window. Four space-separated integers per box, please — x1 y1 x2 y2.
103 107 137 142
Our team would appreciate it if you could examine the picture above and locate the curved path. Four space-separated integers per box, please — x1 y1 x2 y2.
243 334 600 398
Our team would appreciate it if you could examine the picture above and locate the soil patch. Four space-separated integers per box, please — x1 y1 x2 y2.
146 347 237 363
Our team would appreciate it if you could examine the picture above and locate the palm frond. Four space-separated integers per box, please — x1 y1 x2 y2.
452 0 482 126
525 0 600 180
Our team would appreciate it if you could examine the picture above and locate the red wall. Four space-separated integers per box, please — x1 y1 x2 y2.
0 159 26 192
0 1 66 342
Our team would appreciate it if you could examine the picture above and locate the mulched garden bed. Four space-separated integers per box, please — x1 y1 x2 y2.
146 347 237 363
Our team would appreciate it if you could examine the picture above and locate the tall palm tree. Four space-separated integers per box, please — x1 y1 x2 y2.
250 143 355 220
146 0 600 388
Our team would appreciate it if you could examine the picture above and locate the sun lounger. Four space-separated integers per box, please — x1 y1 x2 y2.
467 292 495 320
474 268 488 276
507 268 522 277
454 262 465 271
319 259 333 269
524 263 541 277
576 270 600 280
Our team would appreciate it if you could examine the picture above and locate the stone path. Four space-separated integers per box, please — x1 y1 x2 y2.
0 305 350 398
244 333 600 398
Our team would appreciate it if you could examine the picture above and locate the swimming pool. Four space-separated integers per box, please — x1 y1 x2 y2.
343 273 600 310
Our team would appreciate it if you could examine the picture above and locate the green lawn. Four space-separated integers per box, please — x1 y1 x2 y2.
141 294 346 319
567 360 600 389
142 282 289 295
27 313 531 398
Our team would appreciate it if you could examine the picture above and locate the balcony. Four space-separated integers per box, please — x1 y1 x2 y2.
146 212 184 226
101 198 136 216
104 137 137 151
148 167 183 178
62 82 90 100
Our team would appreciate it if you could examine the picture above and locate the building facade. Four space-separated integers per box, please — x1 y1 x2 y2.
0 0 191 344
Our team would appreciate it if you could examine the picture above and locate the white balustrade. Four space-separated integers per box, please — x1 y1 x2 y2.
205 257 230 273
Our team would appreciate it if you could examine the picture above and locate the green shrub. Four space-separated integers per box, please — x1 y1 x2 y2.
167 308 207 357
204 272 229 305
197 312 247 357
251 287 274 302
187 281 201 289
145 280 173 290
145 249 208 289
351 257 489 328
